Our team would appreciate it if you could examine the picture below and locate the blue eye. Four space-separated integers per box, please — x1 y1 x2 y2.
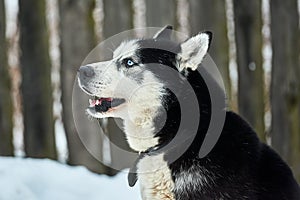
123 58 137 68
127 59 134 66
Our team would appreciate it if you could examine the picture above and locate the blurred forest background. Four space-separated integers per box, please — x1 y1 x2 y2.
0 0 300 181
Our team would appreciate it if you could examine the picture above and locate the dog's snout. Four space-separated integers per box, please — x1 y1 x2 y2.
79 65 95 78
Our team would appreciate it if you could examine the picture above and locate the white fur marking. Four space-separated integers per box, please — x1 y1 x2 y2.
138 154 175 200
178 33 210 71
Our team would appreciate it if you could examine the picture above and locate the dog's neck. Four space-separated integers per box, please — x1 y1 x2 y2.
123 117 159 152
123 86 182 152
123 98 162 152
124 72 212 154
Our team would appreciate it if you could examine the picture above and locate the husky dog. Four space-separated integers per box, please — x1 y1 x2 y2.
78 26 300 200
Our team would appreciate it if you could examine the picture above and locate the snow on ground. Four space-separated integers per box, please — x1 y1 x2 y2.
0 157 141 200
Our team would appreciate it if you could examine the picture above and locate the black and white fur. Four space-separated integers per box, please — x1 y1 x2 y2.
78 26 300 200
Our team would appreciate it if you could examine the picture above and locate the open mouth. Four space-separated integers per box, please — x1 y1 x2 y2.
88 97 126 113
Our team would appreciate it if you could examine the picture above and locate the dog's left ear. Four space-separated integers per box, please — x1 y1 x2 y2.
178 31 212 71
153 25 173 40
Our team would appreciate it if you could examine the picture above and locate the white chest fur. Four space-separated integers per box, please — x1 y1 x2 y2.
137 154 175 200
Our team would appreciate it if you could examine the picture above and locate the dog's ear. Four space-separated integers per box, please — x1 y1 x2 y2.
177 31 212 71
153 25 173 40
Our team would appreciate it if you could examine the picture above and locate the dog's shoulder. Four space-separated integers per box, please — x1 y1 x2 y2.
170 111 300 199
213 111 300 199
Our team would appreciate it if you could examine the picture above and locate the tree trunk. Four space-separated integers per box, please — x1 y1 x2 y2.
270 0 300 180
59 0 110 174
0 0 13 156
233 0 265 140
103 0 133 37
145 0 177 27
189 0 231 107
102 0 136 174
19 0 56 159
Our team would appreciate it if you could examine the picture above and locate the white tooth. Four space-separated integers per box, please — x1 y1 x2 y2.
96 99 100 105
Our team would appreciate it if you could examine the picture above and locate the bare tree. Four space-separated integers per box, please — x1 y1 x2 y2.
0 0 13 156
233 0 265 140
103 0 133 36
270 0 300 180
19 0 56 158
189 0 231 106
59 0 110 174
145 0 177 27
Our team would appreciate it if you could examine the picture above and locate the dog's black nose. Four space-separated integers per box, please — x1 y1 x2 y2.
79 65 95 78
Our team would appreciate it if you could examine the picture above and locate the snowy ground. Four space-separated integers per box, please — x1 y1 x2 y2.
0 157 141 200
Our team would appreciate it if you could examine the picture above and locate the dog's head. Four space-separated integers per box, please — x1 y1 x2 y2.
78 26 212 151
78 26 211 119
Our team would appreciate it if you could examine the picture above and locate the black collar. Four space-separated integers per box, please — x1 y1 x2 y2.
127 141 170 187
127 150 148 187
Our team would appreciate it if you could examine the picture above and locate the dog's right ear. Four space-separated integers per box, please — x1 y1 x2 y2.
153 25 173 40
177 31 212 71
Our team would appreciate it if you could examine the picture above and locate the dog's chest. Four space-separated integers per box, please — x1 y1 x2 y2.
137 154 175 200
